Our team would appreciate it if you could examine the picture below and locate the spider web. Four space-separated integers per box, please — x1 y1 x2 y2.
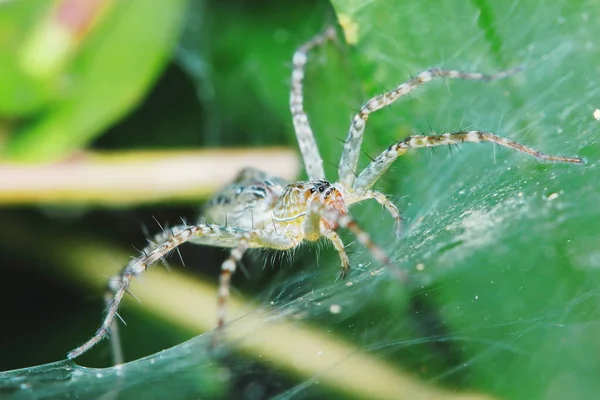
2 0 600 399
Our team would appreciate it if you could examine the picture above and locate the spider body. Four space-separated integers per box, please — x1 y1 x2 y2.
204 167 286 230
68 27 584 362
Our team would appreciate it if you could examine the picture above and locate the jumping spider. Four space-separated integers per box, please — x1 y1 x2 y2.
68 27 584 361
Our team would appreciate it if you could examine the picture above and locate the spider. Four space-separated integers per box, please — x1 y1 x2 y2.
67 27 584 361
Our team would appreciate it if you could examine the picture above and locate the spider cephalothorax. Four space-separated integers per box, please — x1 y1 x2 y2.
68 27 584 362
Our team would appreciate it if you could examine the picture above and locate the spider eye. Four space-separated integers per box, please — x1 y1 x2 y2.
318 185 325 193
309 187 316 194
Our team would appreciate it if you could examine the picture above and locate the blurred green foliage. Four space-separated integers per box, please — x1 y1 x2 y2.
0 0 186 161
1 0 600 399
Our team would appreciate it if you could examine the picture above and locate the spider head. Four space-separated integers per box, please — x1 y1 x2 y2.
273 180 349 232
307 179 348 216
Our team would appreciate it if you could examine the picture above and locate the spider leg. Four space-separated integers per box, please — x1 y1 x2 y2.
68 221 303 360
309 201 408 282
325 230 350 278
290 27 336 180
217 243 247 329
104 288 124 365
216 230 301 330
353 131 585 192
338 67 521 188
67 223 248 360
299 199 351 277
345 190 402 237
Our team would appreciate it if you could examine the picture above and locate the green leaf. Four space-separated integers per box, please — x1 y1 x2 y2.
0 1 54 115
2 0 187 162
326 0 600 398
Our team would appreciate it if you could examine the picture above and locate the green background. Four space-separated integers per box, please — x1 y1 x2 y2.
1 0 599 399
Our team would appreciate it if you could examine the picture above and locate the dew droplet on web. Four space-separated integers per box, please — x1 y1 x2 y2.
329 304 342 314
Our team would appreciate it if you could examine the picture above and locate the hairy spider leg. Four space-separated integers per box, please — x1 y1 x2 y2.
67 223 275 360
344 190 403 237
290 26 336 180
309 201 408 282
86 170 288 363
354 131 585 192
338 67 522 189
215 229 303 329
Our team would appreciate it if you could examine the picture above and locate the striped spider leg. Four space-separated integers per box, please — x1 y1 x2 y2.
68 27 584 362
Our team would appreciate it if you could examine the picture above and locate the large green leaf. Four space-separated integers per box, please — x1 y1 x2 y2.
325 0 600 398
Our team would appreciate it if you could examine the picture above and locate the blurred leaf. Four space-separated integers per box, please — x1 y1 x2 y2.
1 0 187 162
0 1 54 115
